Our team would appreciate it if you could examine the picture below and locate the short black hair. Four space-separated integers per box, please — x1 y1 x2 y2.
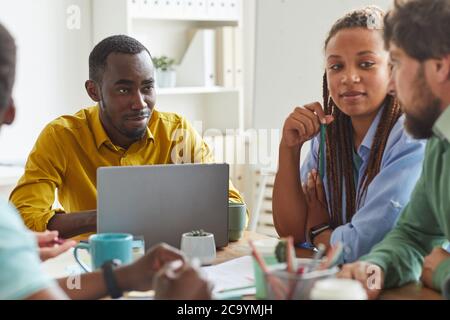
384 0 450 61
0 22 16 110
89 35 152 83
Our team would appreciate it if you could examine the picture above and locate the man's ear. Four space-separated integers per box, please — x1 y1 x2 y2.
434 54 450 83
445 54 450 81
85 80 101 102
3 98 16 125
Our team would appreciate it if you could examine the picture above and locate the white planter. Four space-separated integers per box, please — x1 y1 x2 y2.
155 69 176 88
180 232 216 265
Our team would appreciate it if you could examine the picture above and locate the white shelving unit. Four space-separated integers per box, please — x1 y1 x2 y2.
130 0 241 23
157 86 239 95
92 0 246 188
92 0 244 132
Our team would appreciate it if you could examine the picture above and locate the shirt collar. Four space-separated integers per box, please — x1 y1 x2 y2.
357 104 385 157
433 105 450 143
90 105 154 150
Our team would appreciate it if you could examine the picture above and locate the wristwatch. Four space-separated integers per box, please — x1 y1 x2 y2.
102 259 123 299
309 223 331 246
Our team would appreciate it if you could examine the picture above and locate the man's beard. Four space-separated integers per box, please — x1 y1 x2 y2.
402 65 442 139
101 100 151 140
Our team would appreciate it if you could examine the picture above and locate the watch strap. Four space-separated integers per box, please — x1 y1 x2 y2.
309 223 331 246
102 259 123 299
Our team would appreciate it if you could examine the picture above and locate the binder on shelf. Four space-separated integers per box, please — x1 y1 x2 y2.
216 26 235 87
131 0 152 18
129 0 141 17
227 0 240 20
206 0 241 20
159 0 185 18
159 0 175 17
131 0 240 20
196 0 207 18
177 29 216 87
172 0 184 17
183 0 195 16
218 0 227 18
141 0 162 18
233 27 243 88
184 0 206 18
206 0 218 19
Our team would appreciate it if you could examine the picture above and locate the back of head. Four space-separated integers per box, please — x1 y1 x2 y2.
89 34 151 83
0 22 16 110
384 0 450 61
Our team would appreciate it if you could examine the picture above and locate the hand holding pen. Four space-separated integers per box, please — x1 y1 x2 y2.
280 102 334 149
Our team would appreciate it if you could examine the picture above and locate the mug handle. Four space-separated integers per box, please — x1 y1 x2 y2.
73 242 91 273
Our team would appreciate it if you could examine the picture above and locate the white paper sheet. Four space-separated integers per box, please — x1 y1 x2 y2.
201 255 255 295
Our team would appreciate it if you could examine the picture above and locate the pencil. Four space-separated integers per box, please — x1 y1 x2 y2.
286 236 299 300
286 236 295 273
217 285 255 294
248 240 270 273
319 123 326 180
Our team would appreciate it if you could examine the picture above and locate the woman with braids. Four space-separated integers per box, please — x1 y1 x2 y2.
272 6 426 263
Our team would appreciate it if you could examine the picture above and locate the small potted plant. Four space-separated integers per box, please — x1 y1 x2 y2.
152 55 176 88
180 229 216 265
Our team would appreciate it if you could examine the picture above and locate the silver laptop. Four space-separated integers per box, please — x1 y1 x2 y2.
97 164 229 249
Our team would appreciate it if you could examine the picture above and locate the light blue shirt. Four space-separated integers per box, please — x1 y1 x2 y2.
300 108 426 263
0 199 55 299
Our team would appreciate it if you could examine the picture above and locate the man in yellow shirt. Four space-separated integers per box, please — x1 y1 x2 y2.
10 35 245 238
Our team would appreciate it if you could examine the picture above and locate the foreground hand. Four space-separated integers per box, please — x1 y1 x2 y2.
154 261 212 300
421 247 450 289
337 262 385 300
303 169 330 241
118 243 187 292
35 230 76 261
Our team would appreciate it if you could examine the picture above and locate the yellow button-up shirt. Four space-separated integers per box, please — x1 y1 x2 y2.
10 106 245 232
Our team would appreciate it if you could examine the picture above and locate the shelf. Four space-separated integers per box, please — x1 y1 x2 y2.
156 86 239 95
132 16 239 26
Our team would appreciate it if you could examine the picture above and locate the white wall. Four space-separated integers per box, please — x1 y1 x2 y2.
252 0 392 131
0 0 92 164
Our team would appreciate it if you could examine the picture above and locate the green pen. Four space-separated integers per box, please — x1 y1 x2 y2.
319 123 326 180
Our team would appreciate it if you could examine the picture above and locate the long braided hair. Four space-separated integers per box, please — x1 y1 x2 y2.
321 7 403 228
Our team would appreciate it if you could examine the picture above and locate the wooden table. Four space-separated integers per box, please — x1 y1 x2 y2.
219 231 443 300
379 283 442 300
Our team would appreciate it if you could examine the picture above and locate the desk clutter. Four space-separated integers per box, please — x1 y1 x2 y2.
39 232 445 300
248 237 366 300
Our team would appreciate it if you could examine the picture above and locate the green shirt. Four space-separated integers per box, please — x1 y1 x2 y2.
360 105 450 298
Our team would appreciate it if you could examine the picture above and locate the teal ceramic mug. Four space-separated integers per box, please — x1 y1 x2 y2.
73 233 133 272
